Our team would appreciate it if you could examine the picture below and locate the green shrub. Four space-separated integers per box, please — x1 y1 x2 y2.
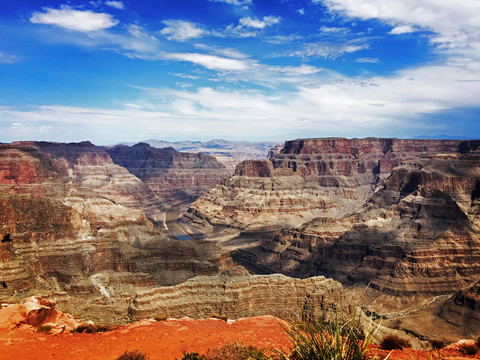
459 343 478 356
179 352 205 360
283 309 376 360
116 349 150 360
203 342 269 360
72 323 117 334
430 339 446 350
36 324 53 333
380 334 411 350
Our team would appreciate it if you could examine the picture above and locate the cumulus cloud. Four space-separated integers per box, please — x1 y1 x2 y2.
226 15 281 37
239 16 281 29
30 6 118 32
160 20 207 41
317 0 480 51
105 1 124 9
389 25 415 35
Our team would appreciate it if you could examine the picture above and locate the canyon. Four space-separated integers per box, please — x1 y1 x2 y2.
182 138 480 340
0 137 479 344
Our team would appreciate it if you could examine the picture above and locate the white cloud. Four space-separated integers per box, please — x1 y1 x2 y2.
127 24 157 40
30 6 118 32
319 25 349 33
226 15 281 37
0 52 20 64
356 57 379 63
163 53 251 70
105 1 124 9
239 16 281 29
160 20 207 41
2 59 480 143
389 25 415 35
269 64 323 75
298 8 305 15
208 0 252 6
288 42 369 59
318 0 480 51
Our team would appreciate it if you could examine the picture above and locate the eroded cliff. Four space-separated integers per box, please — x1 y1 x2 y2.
0 142 232 323
106 143 230 202
183 138 480 298
128 266 345 321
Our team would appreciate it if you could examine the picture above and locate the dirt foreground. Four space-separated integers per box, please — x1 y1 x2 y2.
1 298 480 360
0 312 291 360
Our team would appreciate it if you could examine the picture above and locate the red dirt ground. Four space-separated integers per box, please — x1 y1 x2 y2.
0 314 292 360
1 302 479 360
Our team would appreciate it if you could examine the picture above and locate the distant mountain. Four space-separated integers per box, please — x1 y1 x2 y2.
413 135 477 140
130 139 281 173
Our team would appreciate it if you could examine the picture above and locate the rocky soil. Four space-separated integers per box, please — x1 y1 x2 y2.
0 298 478 360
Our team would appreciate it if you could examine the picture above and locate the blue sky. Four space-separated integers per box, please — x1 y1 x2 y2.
1 0 479 144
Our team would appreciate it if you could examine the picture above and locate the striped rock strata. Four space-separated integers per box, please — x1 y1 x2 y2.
106 143 230 202
184 138 465 237
0 141 232 323
128 266 344 321
183 139 480 296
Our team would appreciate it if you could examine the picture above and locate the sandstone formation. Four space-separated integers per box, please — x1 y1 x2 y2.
184 138 467 237
106 143 230 202
0 141 232 323
183 138 480 296
0 296 81 334
128 266 345 321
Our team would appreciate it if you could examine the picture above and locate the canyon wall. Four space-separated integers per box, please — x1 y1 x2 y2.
183 138 480 298
128 266 345 321
0 141 232 323
106 143 230 202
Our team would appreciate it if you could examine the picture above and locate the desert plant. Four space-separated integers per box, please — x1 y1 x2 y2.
73 323 118 334
116 349 150 360
179 352 205 360
459 343 479 356
380 334 411 350
36 324 53 333
283 309 376 360
203 342 269 360
429 339 446 350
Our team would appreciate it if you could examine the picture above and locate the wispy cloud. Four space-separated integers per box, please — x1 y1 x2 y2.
0 52 20 64
286 42 369 59
356 57 379 63
163 53 252 71
4 61 479 143
30 6 118 32
105 1 124 10
208 0 252 6
160 20 207 41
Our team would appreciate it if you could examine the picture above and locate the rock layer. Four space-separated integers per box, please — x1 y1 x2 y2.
0 141 232 323
184 138 480 298
128 266 345 321
106 143 230 202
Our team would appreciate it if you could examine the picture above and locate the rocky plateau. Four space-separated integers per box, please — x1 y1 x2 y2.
182 138 480 340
